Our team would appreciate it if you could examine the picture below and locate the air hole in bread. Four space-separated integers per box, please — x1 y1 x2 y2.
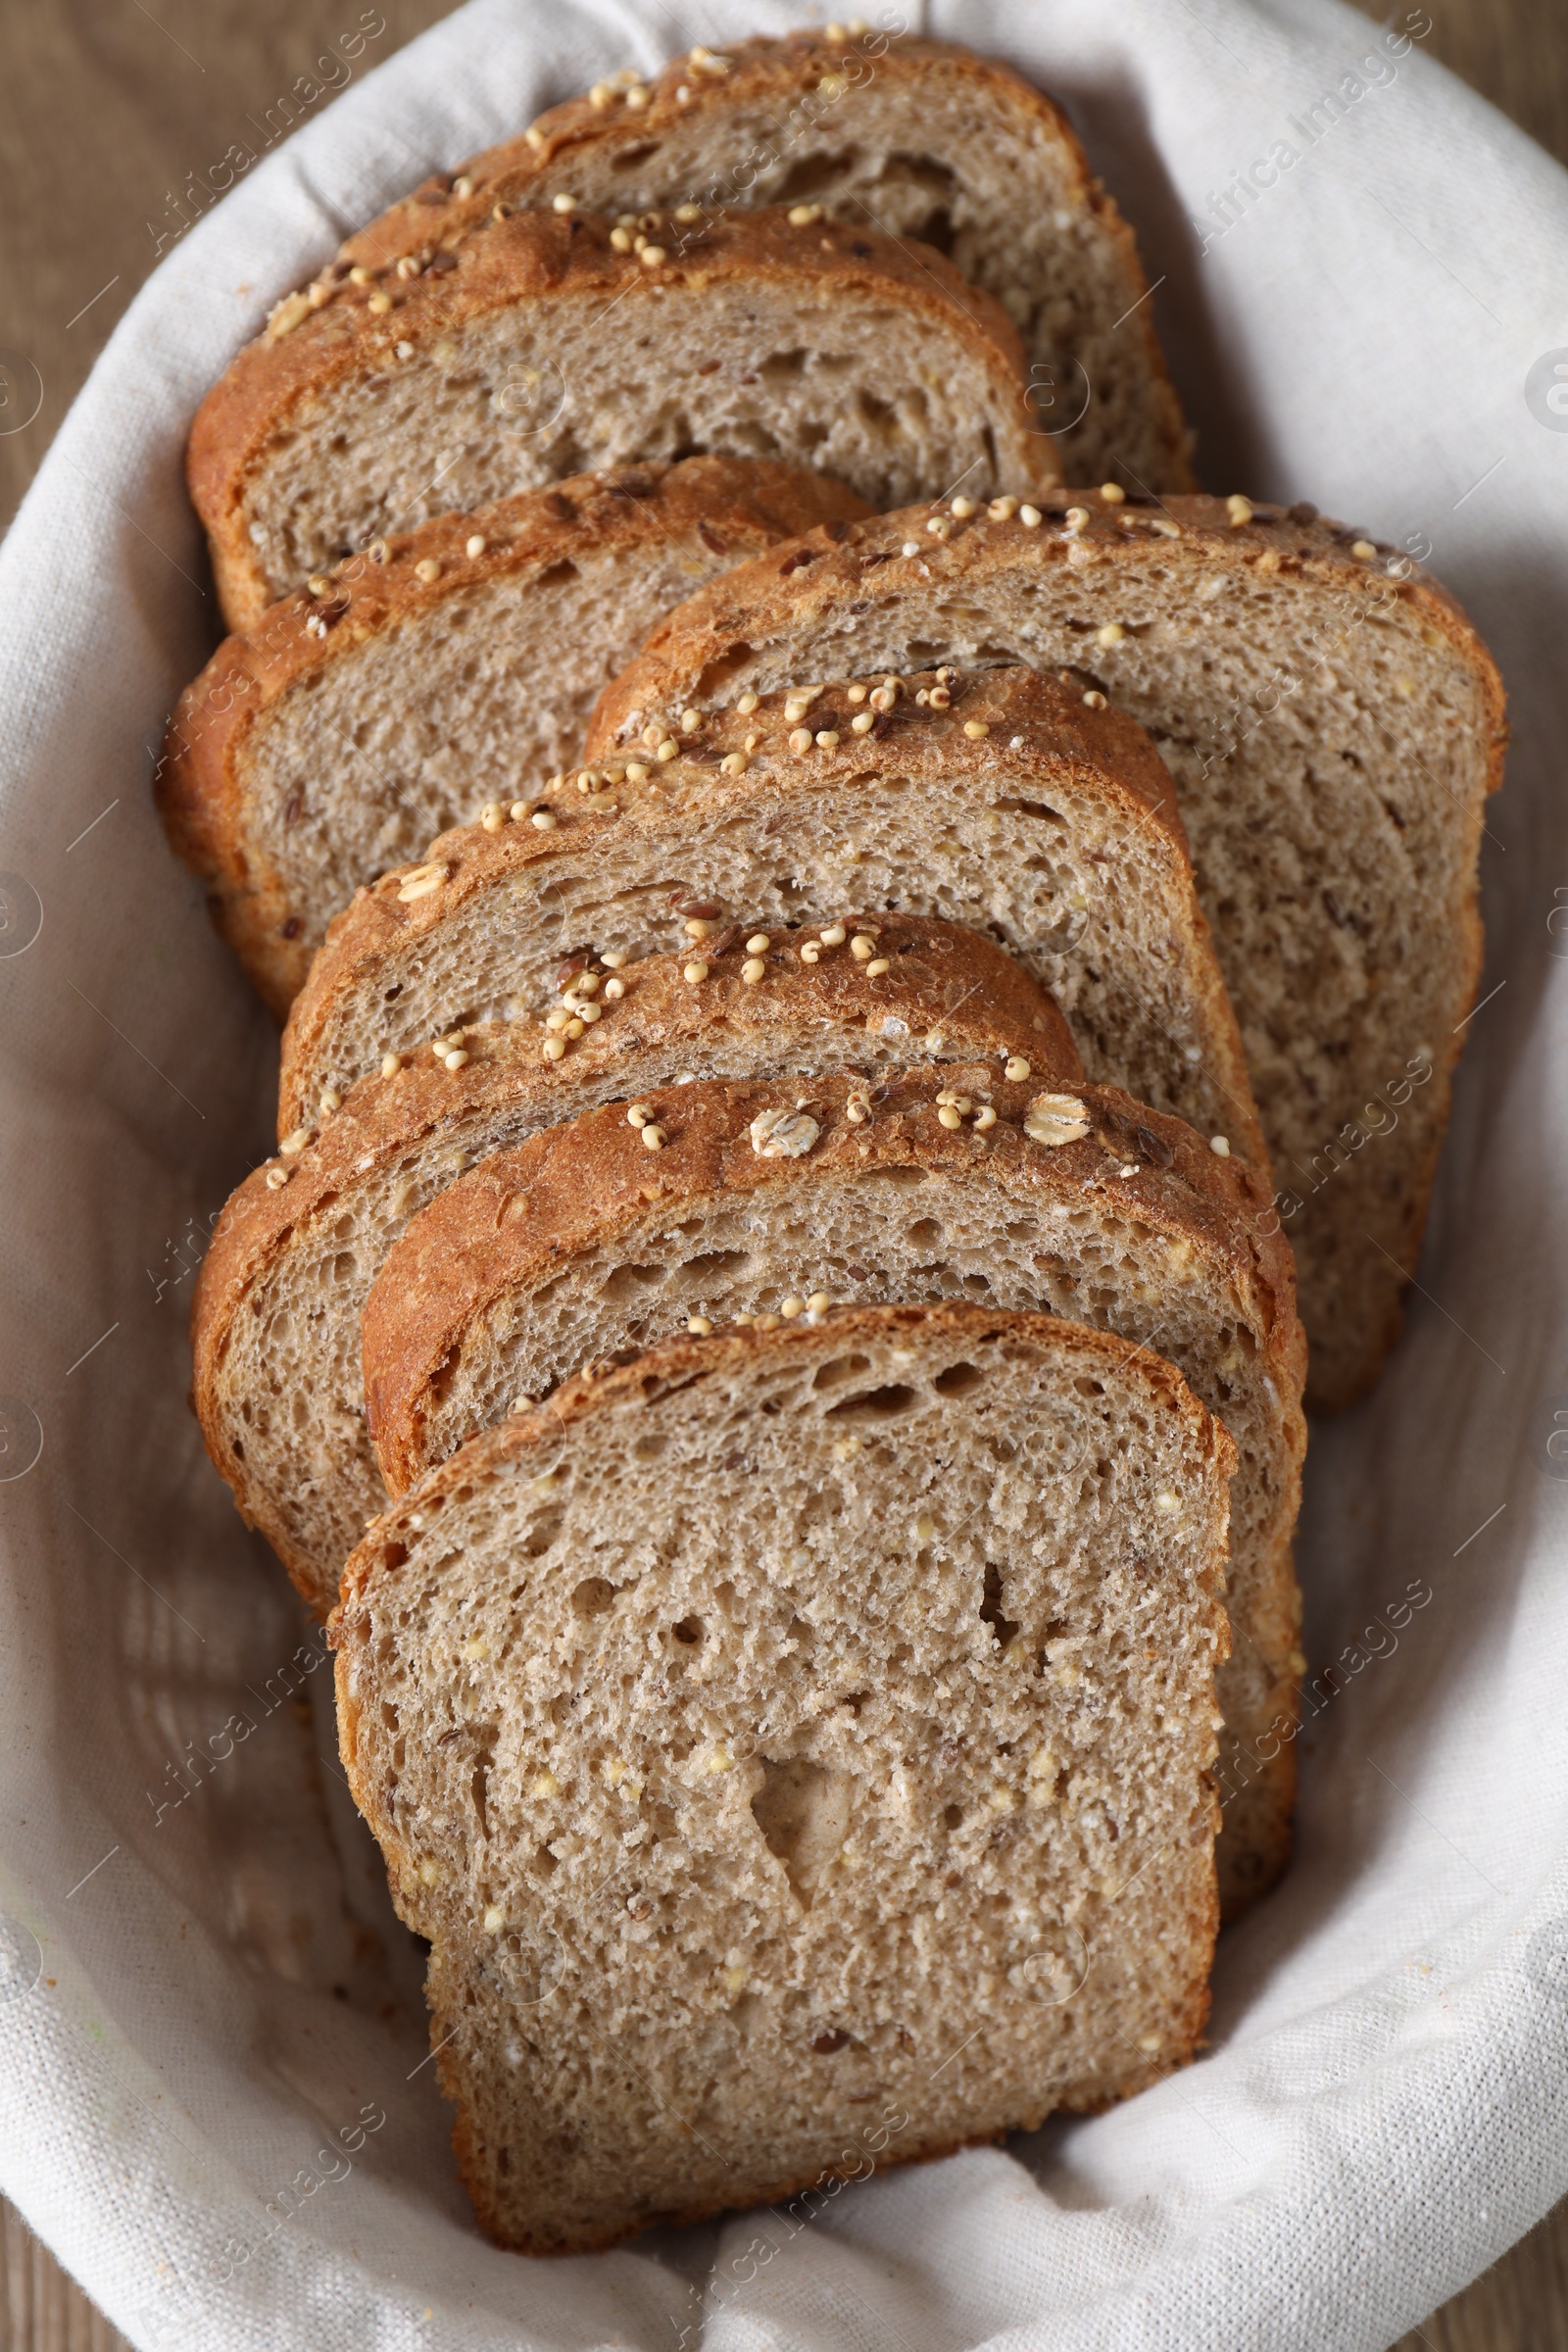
601 1261 667 1301
824 1382 918 1420
689 644 760 701
672 1615 704 1645
682 1249 751 1283
980 1564 1019 1651
933 1359 985 1397
994 797 1063 823
910 206 956 258
776 150 858 204
810 1352 872 1393
751 1758 854 1905
889 150 959 197
570 1576 617 1619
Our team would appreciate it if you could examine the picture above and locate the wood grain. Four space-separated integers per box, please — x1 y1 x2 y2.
0 1 1564 2346
2 2201 124 2352
0 0 463 534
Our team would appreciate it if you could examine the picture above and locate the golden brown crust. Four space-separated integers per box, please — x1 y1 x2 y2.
192 917 1076 1611
157 459 871 1014
355 1058 1298 1915
532 1306 1231 1483
278 662 1267 1171
585 492 1508 760
188 204 1048 626
332 28 1193 497
208 918 1075 1348
341 36 1100 271
582 493 1508 1411
333 1300 1227 2253
284 662 1180 1015
357 1064 1303 1499
340 1299 1232 1616
273 899 1077 1143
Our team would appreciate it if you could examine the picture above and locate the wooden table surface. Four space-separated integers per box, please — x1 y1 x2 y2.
0 2 1563 2345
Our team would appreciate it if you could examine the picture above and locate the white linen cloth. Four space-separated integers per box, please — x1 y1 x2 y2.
1 0 1565 2342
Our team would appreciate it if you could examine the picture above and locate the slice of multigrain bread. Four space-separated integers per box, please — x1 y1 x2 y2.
586 493 1508 1409
188 207 1052 627
359 1068 1305 1920
331 1304 1234 2253
195 920 1075 1617
276 666 1267 1170
334 29 1194 497
158 460 869 1013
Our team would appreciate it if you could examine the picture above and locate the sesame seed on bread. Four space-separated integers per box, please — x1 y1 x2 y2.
157 458 869 1013
194 916 1077 1616
187 205 1052 628
582 492 1508 1409
276 663 1267 1173
333 28 1193 497
357 1064 1305 1920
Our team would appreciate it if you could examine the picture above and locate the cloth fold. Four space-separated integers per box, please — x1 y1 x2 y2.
2 1 1566 2344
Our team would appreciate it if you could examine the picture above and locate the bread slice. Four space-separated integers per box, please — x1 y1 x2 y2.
277 664 1267 1172
195 920 1075 1618
158 460 869 1014
337 29 1194 498
360 1066 1304 1919
586 493 1508 1409
188 206 1052 627
332 1302 1234 2253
